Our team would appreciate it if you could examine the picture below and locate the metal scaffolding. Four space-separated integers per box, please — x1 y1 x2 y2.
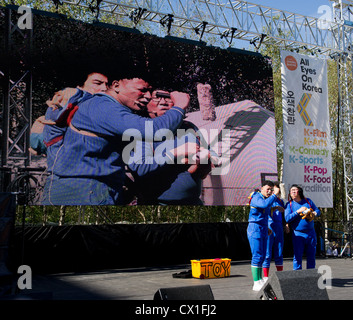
1 7 33 196
1 0 353 220
330 0 353 224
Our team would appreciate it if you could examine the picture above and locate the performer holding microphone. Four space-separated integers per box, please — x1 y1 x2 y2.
128 89 219 205
247 180 282 291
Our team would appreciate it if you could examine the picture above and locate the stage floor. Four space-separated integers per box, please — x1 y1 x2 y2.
10 257 353 301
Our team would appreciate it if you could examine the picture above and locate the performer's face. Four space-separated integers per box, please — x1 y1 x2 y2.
82 73 108 94
115 78 152 111
273 185 280 196
261 185 273 198
147 90 174 118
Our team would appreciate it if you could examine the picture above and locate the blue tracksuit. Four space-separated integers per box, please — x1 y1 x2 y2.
247 192 278 267
42 93 185 205
263 198 285 268
285 198 320 270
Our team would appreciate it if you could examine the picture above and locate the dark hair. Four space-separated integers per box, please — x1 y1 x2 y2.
288 184 304 201
273 181 280 188
262 180 274 187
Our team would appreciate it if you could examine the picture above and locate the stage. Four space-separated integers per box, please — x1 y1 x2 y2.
8 257 353 300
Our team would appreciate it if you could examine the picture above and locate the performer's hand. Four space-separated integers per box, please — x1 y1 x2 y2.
273 206 284 213
300 208 314 220
188 162 213 179
170 91 190 110
273 185 281 196
297 206 307 215
304 209 315 222
268 228 272 236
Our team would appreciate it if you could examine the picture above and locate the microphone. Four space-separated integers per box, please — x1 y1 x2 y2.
155 91 171 99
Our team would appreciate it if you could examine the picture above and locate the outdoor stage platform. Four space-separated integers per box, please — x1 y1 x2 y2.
10 257 353 301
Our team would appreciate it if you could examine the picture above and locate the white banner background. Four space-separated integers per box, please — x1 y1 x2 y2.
281 50 333 208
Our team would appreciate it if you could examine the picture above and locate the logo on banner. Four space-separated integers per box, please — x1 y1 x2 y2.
285 55 298 71
297 93 313 126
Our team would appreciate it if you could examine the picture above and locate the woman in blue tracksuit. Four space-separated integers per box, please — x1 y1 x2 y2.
128 89 215 205
247 180 281 291
285 184 321 270
263 182 287 279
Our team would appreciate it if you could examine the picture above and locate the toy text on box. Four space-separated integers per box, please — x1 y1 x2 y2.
191 258 231 279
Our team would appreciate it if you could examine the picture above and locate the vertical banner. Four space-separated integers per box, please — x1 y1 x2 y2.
281 50 333 207
10 9 275 206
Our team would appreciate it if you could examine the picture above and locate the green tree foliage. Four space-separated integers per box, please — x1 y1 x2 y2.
17 205 250 225
2 2 345 231
1 1 274 119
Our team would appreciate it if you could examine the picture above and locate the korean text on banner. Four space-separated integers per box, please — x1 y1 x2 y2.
281 50 333 208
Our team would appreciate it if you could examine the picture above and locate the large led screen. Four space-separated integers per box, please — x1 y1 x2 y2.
3 8 277 206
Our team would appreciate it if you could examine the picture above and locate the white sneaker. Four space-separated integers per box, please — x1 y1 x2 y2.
252 280 264 291
262 277 268 283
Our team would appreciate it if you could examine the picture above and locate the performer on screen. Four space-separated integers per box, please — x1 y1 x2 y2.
29 71 109 157
41 74 197 205
247 180 281 291
128 89 216 205
285 184 321 270
262 181 287 280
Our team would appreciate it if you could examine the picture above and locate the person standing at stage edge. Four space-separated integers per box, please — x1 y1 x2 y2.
247 180 281 291
42 74 195 205
285 184 321 270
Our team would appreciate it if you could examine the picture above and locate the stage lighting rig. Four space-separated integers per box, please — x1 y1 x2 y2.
128 7 147 27
250 33 266 51
51 0 63 10
89 0 103 20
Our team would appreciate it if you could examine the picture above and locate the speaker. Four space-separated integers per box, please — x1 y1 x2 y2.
257 269 329 300
154 285 214 300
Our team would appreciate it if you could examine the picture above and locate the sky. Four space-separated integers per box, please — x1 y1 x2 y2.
246 0 334 18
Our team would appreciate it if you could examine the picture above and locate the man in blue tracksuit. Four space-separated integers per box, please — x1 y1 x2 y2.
42 78 194 205
30 72 109 157
247 180 281 291
128 90 214 205
285 184 320 270
262 182 287 279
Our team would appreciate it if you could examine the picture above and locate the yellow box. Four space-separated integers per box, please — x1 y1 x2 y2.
191 258 231 279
